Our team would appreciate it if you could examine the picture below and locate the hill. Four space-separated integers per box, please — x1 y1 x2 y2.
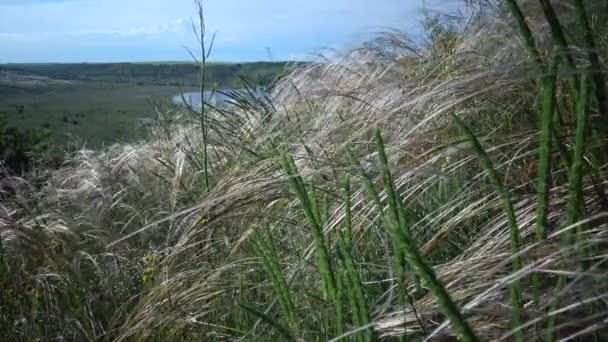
2 1 608 341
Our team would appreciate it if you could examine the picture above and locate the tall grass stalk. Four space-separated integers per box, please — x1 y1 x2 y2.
504 0 572 174
192 0 215 192
573 0 608 127
280 153 343 335
566 71 591 227
451 114 524 342
536 52 559 241
572 0 608 203
504 0 545 71
528 51 560 309
373 129 425 327
336 230 374 342
351 132 478 341
537 0 579 85
339 175 374 340
253 227 300 336
344 177 353 247
540 71 594 342
347 148 414 341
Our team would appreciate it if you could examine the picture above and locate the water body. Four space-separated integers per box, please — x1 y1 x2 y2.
172 91 233 108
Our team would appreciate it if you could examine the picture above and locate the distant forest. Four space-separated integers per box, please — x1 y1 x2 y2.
0 61 297 88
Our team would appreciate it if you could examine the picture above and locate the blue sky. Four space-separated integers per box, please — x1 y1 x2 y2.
0 0 456 63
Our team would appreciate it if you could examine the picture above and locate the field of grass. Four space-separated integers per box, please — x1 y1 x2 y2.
2 1 608 341
0 61 289 147
0 82 193 147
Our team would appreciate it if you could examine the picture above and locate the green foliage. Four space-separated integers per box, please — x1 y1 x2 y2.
253 227 300 335
3 1 608 341
0 61 291 87
452 113 523 341
0 112 51 173
0 62 290 147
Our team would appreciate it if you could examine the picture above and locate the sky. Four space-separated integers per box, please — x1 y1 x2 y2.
0 0 458 63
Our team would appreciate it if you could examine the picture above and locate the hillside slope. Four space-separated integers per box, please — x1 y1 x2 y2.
1 1 608 341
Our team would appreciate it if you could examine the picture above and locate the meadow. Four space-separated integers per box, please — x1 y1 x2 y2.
1 0 608 341
0 62 289 146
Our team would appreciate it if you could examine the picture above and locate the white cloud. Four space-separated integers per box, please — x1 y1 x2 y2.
72 18 185 37
0 18 186 43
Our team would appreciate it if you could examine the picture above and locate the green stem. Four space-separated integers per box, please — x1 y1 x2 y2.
573 0 608 130
536 51 559 241
376 132 478 342
566 71 591 226
505 0 546 72
280 153 342 335
452 114 524 342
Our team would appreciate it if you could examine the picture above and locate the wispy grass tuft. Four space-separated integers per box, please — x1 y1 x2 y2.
4 1 608 341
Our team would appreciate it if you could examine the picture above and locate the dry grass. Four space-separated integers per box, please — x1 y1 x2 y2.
2 1 608 340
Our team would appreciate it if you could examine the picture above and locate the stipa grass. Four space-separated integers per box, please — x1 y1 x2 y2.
2 1 608 341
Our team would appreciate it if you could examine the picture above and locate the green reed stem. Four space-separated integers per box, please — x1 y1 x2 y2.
505 0 572 174
254 228 300 336
536 51 559 241
347 148 412 341
352 132 479 341
538 0 579 90
573 0 608 129
452 114 524 342
337 230 374 342
280 153 343 336
505 0 546 72
344 177 354 248
567 71 591 226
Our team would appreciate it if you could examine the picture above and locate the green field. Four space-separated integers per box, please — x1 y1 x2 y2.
4 2 608 341
0 61 290 147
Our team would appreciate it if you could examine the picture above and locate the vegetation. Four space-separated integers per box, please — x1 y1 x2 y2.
0 61 290 146
0 61 289 87
2 0 608 341
0 112 51 173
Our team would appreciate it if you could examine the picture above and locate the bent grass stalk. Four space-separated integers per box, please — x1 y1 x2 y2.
504 0 572 173
280 153 344 336
349 132 478 342
573 0 608 128
544 71 592 342
347 148 412 341
452 114 524 342
375 130 477 341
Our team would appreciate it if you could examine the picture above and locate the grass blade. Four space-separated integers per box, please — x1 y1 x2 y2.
367 131 478 341
452 113 524 342
505 0 545 72
253 227 300 336
280 153 343 335
536 51 559 241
